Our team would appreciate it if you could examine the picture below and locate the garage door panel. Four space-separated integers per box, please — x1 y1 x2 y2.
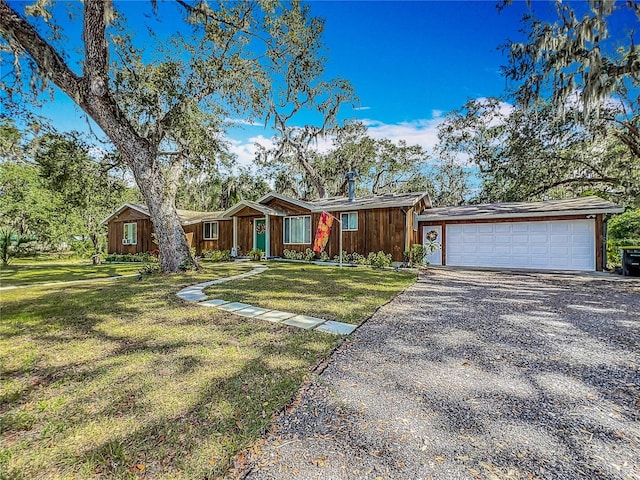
445 219 595 271
478 244 494 254
529 223 548 232
477 224 494 233
531 234 548 243
551 234 569 244
531 245 548 255
550 245 569 256
512 245 529 254
463 244 478 254
495 244 511 255
512 234 529 243
512 223 529 233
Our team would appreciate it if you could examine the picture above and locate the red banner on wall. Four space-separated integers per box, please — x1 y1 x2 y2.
313 211 334 253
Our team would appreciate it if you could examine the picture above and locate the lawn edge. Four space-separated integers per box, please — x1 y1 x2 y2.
228 270 420 479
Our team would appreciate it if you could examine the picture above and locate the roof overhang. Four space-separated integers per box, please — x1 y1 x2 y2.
101 203 149 225
221 200 287 218
310 192 432 213
418 206 624 223
257 192 315 211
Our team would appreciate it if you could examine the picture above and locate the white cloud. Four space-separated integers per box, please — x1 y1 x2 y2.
353 106 371 111
225 118 264 127
360 118 444 152
431 109 444 119
228 134 275 170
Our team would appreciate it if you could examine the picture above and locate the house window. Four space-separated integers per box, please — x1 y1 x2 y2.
203 221 219 240
284 215 311 244
413 212 419 231
123 222 137 245
340 212 358 231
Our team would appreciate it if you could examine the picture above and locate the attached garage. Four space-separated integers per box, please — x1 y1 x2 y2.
418 196 623 272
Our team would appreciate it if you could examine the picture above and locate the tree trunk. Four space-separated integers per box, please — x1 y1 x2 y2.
0 0 194 273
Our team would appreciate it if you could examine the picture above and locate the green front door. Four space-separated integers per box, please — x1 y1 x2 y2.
255 219 266 253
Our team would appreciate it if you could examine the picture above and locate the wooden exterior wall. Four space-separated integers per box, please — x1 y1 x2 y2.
107 208 156 254
183 220 234 255
106 207 236 255
274 207 408 262
417 213 605 271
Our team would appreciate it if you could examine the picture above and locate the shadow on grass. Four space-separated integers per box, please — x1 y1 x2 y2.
1 265 340 478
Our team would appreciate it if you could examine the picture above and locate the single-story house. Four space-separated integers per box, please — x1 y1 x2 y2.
103 191 623 271
102 189 431 262
417 196 623 271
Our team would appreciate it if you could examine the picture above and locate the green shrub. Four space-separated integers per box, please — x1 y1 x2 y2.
0 229 35 265
303 248 315 262
367 251 393 268
201 249 232 262
607 209 640 267
405 244 428 267
319 251 330 262
283 249 304 260
330 250 392 267
248 248 263 261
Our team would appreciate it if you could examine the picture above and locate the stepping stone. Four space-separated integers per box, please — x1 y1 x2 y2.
234 306 271 318
258 310 296 323
178 292 207 302
315 321 357 335
200 299 229 307
283 315 325 330
216 302 252 312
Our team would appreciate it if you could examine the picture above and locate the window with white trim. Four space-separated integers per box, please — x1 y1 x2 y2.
123 222 137 245
203 221 219 240
413 212 418 231
340 212 358 231
284 215 311 244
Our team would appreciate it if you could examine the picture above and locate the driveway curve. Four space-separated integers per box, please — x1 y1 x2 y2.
243 269 640 480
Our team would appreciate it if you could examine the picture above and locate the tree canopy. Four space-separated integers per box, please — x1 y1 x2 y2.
0 0 351 271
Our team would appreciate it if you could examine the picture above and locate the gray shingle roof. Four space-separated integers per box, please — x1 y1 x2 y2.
102 203 227 225
418 196 623 221
310 192 431 211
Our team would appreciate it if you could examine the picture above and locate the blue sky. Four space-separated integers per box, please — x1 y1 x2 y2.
11 1 633 166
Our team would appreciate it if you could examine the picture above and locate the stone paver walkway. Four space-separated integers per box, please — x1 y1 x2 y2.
176 264 356 336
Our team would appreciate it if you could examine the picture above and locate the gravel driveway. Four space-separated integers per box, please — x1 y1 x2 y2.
242 268 640 480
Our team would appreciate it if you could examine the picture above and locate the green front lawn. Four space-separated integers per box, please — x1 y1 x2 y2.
205 262 417 324
0 262 147 287
0 262 416 479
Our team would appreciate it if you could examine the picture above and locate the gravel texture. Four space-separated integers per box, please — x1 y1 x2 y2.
242 268 640 480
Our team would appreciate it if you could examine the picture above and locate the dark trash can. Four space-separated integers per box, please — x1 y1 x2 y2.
621 247 640 277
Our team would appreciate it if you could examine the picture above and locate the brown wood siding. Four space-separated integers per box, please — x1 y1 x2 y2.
182 221 234 255
270 217 284 257
107 218 155 254
234 205 264 217
264 198 311 216
236 216 261 255
307 208 407 262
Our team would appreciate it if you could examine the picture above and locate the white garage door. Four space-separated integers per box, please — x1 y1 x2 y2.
446 219 595 271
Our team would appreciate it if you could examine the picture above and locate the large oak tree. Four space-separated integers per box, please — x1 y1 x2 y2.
0 0 349 271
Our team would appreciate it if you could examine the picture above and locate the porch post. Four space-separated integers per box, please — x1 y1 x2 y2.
265 215 271 258
233 216 238 255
